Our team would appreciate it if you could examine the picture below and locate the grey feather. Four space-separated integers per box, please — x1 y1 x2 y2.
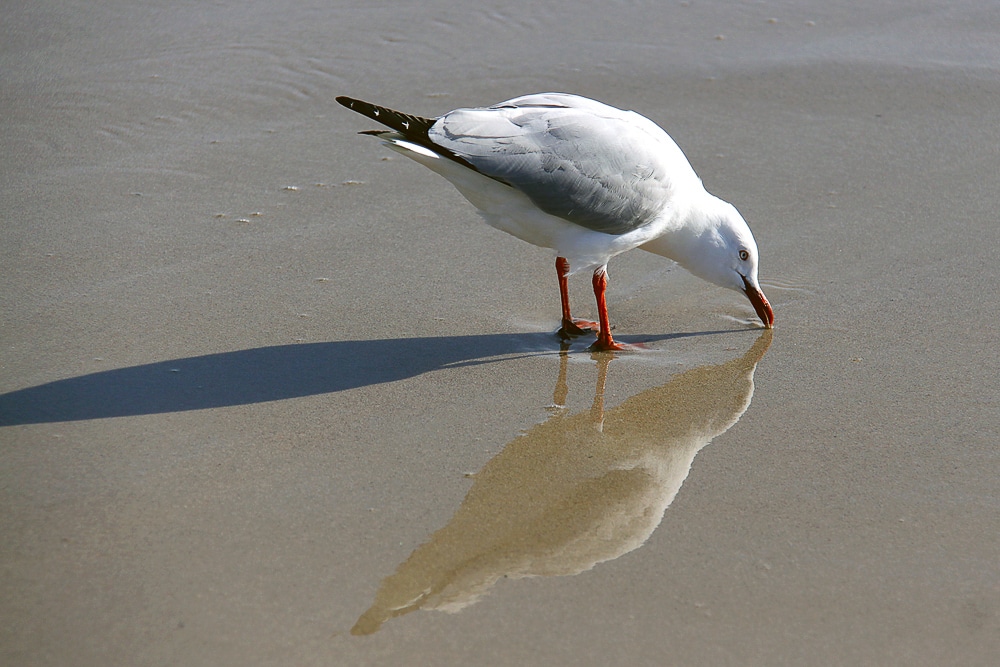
428 94 679 235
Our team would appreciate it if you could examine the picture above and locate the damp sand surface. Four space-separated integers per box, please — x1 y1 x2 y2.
2 2 999 665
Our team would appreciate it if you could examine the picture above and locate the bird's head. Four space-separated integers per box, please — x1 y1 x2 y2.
696 201 773 328
649 198 774 328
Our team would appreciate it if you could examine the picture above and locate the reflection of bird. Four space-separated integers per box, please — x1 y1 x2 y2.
337 93 773 351
351 331 772 636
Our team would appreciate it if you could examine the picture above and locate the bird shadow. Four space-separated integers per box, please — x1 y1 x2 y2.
0 330 735 426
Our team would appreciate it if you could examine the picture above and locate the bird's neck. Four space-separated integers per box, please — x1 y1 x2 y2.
639 193 726 272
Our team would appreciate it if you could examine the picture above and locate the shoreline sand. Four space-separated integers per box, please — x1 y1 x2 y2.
3 2 998 664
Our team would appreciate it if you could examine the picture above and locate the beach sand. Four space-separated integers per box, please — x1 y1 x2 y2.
2 1 998 664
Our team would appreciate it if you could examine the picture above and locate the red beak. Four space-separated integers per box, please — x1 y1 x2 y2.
742 275 774 329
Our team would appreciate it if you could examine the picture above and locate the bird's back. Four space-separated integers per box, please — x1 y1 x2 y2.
429 94 702 236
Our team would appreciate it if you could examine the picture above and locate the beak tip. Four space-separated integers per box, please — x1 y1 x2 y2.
761 304 775 329
742 277 774 329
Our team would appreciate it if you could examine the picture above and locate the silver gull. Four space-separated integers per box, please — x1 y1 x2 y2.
337 92 773 350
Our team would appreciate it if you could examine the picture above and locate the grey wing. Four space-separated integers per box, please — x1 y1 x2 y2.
428 96 682 235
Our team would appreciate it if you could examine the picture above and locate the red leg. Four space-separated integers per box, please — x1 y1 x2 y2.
588 266 636 352
555 257 598 338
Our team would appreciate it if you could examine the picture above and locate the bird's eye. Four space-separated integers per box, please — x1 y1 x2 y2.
739 249 750 261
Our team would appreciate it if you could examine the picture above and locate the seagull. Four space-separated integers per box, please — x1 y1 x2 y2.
337 93 773 350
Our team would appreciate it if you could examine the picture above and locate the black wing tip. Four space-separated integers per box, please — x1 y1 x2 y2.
336 94 498 180
335 95 436 140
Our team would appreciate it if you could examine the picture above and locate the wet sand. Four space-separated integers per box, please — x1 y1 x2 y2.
2 1 999 665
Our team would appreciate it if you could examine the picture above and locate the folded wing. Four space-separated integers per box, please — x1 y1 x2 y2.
429 94 694 235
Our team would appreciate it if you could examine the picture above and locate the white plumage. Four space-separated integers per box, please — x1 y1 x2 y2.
338 93 773 350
